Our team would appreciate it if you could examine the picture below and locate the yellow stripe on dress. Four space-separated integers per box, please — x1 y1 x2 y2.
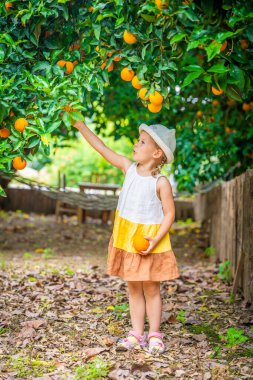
112 209 172 254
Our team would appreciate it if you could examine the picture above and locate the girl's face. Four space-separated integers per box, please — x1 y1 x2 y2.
133 131 162 162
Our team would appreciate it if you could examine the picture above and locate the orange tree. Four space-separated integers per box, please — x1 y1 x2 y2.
0 0 252 195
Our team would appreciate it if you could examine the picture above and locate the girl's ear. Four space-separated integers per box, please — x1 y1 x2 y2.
153 148 163 159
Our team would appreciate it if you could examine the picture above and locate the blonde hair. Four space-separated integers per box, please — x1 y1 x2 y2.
151 143 167 177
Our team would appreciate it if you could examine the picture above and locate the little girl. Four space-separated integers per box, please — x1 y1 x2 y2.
73 121 180 354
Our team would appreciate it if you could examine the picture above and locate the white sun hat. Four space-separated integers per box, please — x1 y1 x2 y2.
139 123 176 164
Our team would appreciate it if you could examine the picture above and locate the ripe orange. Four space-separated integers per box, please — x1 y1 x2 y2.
211 85 223 96
227 99 236 107
14 118 28 132
5 2 13 12
123 30 137 44
212 100 220 106
120 67 135 81
196 110 203 118
56 60 66 68
95 46 100 52
240 39 249 50
242 103 251 111
88 6 94 12
69 43 80 52
149 90 163 105
113 55 122 61
12 156 27 170
132 76 142 89
133 235 149 252
44 31 53 38
220 40 227 52
139 88 149 100
155 0 168 10
0 128 11 138
101 60 114 72
148 103 162 113
65 62 74 74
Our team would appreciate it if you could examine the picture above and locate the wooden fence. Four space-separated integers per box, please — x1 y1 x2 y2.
0 187 195 222
194 168 253 303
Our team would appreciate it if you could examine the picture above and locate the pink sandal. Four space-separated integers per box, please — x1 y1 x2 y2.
147 331 166 354
116 330 147 351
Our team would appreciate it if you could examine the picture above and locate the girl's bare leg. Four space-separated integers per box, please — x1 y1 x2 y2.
143 281 162 332
127 281 146 336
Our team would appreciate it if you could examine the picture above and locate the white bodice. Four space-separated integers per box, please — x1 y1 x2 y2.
116 162 166 224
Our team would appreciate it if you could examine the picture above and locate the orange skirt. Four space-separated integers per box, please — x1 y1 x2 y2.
107 234 180 282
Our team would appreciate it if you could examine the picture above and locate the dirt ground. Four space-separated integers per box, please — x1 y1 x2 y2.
0 210 252 379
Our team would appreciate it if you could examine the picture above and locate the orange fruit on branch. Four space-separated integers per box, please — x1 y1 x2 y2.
113 55 122 61
149 90 163 105
148 103 162 113
240 39 249 50
139 88 149 100
155 0 168 10
14 118 28 132
56 60 66 68
0 128 11 138
211 85 223 96
120 67 135 81
220 40 227 52
133 235 149 252
132 76 143 89
242 103 251 111
5 2 13 12
65 62 74 74
101 60 114 72
212 100 220 106
123 30 137 44
12 156 27 170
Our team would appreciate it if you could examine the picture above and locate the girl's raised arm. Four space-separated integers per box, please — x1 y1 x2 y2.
73 121 132 175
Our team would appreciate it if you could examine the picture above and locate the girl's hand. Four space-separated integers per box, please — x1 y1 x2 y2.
72 121 84 130
140 236 159 255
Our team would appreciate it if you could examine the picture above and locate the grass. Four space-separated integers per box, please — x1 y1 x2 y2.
73 357 111 380
6 355 56 378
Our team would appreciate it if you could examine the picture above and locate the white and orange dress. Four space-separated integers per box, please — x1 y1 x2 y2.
107 162 180 282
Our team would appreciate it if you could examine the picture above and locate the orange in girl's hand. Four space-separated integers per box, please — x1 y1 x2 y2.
133 235 149 252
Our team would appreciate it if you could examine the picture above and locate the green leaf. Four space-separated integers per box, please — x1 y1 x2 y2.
207 63 229 73
184 9 199 22
46 120 62 133
141 14 156 22
27 137 41 148
93 24 101 40
182 65 204 72
32 62 51 73
225 85 243 102
70 111 84 122
203 75 212 83
205 42 222 62
170 33 186 44
115 17 124 28
181 71 203 88
0 185 7 198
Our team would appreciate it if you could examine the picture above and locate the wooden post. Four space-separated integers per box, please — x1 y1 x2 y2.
232 250 245 295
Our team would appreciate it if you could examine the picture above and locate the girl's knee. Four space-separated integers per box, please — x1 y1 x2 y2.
127 281 144 295
143 281 160 297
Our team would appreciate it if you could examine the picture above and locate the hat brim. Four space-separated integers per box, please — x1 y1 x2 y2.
139 123 174 164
